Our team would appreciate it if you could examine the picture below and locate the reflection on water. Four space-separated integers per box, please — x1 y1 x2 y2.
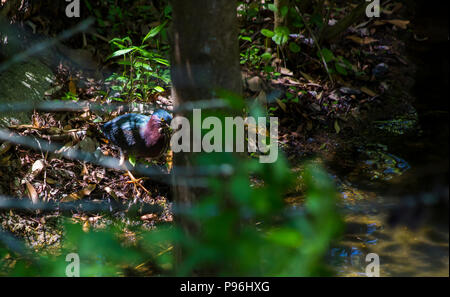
288 143 448 276
332 213 449 277
330 155 448 276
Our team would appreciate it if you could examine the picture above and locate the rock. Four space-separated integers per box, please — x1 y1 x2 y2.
0 57 54 127
78 136 97 153
246 76 263 92
372 63 389 79
339 87 362 96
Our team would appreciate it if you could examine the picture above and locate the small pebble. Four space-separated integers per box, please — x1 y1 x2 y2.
372 63 389 78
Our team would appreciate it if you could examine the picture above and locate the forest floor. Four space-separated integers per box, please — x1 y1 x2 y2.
0 2 448 275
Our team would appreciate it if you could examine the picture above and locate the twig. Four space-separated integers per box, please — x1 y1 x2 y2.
0 128 232 184
294 4 334 85
0 17 95 73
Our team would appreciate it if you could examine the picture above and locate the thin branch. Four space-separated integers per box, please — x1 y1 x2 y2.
294 4 334 85
0 17 95 73
0 194 162 215
0 89 284 115
0 128 225 187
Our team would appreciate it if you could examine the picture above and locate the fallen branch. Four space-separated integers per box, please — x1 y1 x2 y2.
321 1 371 42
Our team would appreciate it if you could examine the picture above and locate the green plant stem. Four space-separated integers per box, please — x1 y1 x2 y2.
128 54 134 101
294 4 334 85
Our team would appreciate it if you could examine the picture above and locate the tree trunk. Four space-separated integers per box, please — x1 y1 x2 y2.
274 0 290 29
169 0 242 275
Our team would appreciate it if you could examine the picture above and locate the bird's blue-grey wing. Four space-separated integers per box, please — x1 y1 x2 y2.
101 114 150 151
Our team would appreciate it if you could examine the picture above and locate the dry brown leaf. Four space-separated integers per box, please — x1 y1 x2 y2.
0 154 12 165
7 124 35 130
256 90 267 108
55 142 75 154
29 159 45 181
392 3 403 13
316 91 323 101
25 181 39 204
32 116 40 129
245 122 268 138
166 150 173 173
81 163 89 176
280 67 293 76
31 160 45 175
46 178 57 185
374 19 410 29
48 127 63 135
62 184 96 202
284 76 302 86
346 35 378 45
360 86 378 97
247 76 263 92
82 220 90 232
334 120 341 134
104 187 118 200
141 214 157 221
0 142 12 156
276 99 287 112
69 76 77 95
385 19 410 29
300 71 315 83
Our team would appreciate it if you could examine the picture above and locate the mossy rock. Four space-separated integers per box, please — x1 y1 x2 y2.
0 57 54 127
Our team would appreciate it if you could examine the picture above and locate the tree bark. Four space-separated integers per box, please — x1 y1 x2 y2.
169 0 242 275
274 0 290 29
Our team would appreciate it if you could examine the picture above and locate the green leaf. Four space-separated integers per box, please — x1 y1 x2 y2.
240 36 252 42
109 36 132 47
134 47 156 58
128 155 136 167
289 42 301 53
268 4 277 12
106 48 135 60
267 228 303 248
154 86 165 93
142 20 168 43
261 29 275 38
335 63 348 76
152 58 170 66
272 26 290 46
319 48 335 63
264 65 275 73
281 6 289 18
261 52 272 61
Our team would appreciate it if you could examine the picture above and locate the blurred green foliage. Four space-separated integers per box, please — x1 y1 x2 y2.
0 0 345 277
167 152 343 276
1 152 343 276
